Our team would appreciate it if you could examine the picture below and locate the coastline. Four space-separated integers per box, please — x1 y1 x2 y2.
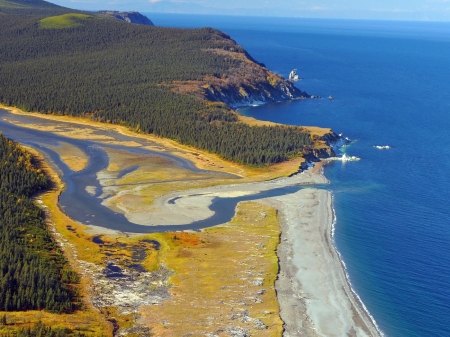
0 104 381 335
263 174 382 337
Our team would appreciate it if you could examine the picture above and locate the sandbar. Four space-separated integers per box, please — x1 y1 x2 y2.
96 161 381 336
100 165 327 226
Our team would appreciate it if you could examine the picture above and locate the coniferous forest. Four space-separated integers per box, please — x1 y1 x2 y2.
0 135 78 313
0 0 316 166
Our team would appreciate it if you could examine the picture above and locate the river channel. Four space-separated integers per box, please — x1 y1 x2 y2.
0 109 314 233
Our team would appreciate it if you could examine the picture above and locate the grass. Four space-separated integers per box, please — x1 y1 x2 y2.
31 152 284 336
139 202 284 336
304 125 332 137
18 134 286 336
49 141 89 172
39 13 92 29
0 311 110 336
0 104 316 334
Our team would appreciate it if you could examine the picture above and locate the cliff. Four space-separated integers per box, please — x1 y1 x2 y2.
302 130 350 165
169 35 310 109
98 11 154 26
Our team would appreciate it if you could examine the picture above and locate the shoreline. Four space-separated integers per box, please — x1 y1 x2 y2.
31 126 380 336
329 192 385 337
264 180 382 337
95 162 384 336
1 104 382 335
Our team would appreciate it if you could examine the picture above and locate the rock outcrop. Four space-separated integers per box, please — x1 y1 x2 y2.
172 64 310 109
303 131 350 165
98 11 154 26
168 30 311 109
203 74 309 109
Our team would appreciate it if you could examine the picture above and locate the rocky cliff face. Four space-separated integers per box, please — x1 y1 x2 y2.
203 73 309 109
170 56 310 109
303 131 350 164
168 31 311 109
98 11 154 26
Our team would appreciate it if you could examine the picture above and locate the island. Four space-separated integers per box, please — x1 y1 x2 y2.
0 1 381 336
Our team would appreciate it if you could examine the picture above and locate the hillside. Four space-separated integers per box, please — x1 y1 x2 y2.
98 10 154 26
0 0 69 15
0 0 332 166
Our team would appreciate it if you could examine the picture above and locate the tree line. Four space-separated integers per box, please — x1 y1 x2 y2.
0 135 79 313
0 6 314 165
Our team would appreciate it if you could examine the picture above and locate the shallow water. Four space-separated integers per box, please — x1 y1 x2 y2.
0 109 309 232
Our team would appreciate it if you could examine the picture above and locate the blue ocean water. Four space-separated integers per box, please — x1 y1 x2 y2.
146 14 450 336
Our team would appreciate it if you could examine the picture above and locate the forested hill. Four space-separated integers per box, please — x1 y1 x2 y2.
0 0 331 166
0 0 69 15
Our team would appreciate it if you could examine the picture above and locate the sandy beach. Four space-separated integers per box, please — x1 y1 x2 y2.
264 187 381 337
91 156 381 336
96 164 381 336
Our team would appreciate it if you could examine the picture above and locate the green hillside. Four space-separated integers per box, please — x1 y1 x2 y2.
0 0 317 165
39 13 93 29
0 0 68 15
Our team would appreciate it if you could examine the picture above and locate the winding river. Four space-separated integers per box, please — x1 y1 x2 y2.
0 109 313 233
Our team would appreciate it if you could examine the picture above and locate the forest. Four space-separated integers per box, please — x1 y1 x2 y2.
0 135 79 313
0 0 317 165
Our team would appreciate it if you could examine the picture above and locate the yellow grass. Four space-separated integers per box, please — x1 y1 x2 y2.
0 104 321 335
48 141 89 171
139 202 283 337
0 310 110 335
304 125 332 137
16 136 286 337
237 114 279 127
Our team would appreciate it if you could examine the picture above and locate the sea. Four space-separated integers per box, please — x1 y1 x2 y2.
145 13 450 337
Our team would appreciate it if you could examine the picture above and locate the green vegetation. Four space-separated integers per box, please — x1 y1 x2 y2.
0 135 79 313
0 321 86 337
0 0 26 9
0 0 315 165
39 14 93 29
0 0 67 15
